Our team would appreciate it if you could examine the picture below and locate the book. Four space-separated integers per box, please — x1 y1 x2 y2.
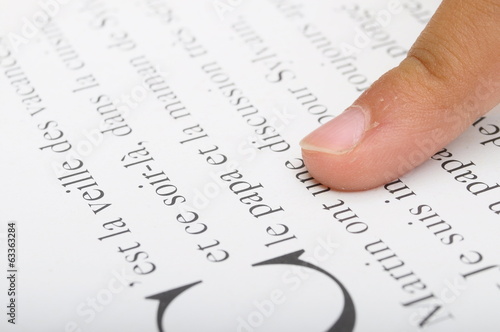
1 0 499 331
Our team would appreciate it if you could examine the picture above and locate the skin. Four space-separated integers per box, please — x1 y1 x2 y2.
300 0 500 191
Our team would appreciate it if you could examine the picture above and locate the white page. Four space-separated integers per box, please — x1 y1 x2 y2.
1 0 499 331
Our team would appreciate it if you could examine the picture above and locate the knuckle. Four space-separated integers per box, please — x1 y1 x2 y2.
406 38 466 87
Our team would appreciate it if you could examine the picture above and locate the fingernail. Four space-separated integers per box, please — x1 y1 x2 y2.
300 105 367 154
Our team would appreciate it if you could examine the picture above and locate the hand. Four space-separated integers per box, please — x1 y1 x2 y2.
300 0 500 191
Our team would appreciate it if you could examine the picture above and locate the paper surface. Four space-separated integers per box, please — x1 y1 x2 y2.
1 0 499 331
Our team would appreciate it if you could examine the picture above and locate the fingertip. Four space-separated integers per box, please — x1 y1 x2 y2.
299 0 500 192
300 148 387 192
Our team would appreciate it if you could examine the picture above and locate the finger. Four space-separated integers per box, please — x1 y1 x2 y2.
300 0 500 191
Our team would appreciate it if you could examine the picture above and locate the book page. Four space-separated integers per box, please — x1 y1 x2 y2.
1 0 499 331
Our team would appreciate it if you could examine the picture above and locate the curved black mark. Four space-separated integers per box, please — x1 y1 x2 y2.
146 250 355 332
253 250 355 332
146 280 202 332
